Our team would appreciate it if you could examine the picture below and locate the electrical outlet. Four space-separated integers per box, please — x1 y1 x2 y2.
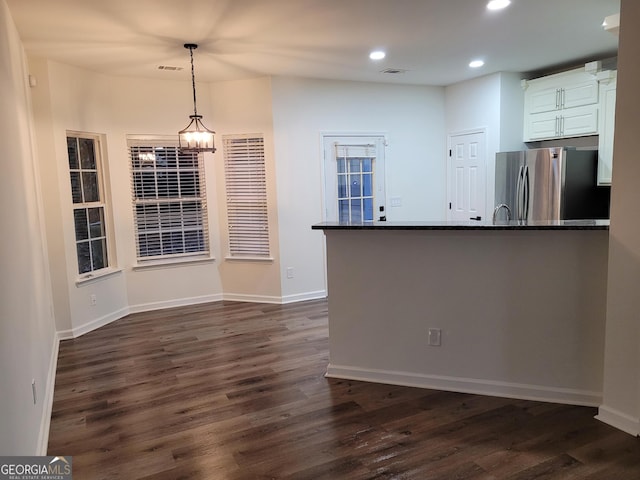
428 328 442 346
286 267 294 279
90 294 97 306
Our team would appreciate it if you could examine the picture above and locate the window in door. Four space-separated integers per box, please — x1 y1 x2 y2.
323 136 386 222
336 153 374 222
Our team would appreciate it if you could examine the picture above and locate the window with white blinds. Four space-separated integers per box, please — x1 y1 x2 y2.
128 136 209 261
222 134 270 258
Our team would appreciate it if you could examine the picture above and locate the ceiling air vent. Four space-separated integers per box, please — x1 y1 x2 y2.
157 65 183 71
381 68 407 75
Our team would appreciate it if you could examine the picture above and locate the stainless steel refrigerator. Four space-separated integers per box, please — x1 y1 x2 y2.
493 147 610 222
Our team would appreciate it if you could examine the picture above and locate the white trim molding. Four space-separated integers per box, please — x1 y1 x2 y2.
596 405 640 437
57 307 130 340
128 294 223 315
57 291 326 340
326 364 602 407
281 290 327 304
37 332 60 455
221 291 326 304
223 293 283 304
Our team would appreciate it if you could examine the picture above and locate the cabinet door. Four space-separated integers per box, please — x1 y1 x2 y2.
598 81 617 185
526 111 560 140
562 80 599 109
561 104 598 138
529 87 560 114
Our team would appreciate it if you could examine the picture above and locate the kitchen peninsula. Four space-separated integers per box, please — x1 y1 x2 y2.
313 220 609 406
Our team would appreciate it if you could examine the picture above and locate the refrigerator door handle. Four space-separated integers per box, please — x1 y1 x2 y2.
523 165 530 220
516 165 524 221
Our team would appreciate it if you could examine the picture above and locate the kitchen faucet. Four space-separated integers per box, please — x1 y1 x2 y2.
493 203 512 222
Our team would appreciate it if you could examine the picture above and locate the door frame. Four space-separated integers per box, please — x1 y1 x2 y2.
446 128 488 221
320 132 387 222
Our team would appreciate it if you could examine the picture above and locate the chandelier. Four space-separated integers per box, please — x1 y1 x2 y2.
178 43 216 153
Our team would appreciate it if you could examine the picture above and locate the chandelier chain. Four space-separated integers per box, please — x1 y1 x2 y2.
188 45 198 116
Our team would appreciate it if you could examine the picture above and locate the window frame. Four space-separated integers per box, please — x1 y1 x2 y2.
127 135 212 266
66 131 115 279
335 152 375 222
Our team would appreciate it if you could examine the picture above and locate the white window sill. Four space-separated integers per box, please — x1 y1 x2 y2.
132 255 216 271
224 256 274 263
75 267 123 286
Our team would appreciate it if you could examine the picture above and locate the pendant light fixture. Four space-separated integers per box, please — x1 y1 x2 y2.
178 43 216 153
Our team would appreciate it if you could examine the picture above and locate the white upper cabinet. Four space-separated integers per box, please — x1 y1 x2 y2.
528 86 564 114
562 80 599 109
523 68 600 141
527 104 598 140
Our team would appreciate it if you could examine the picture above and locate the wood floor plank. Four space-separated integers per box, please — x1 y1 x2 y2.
48 299 640 479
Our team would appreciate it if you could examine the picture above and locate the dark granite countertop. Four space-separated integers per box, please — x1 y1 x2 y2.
312 219 609 231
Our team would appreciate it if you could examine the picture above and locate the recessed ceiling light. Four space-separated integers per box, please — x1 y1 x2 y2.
487 0 511 10
469 60 485 68
369 50 386 61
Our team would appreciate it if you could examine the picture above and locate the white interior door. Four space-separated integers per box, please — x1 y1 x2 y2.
447 131 486 221
323 136 386 222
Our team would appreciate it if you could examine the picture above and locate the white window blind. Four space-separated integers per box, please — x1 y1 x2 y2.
128 136 209 260
335 144 376 158
223 134 270 258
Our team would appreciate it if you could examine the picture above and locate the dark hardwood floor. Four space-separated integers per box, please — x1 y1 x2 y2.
48 299 640 479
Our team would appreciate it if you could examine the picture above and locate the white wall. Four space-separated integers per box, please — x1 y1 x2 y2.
30 60 225 336
0 0 57 454
271 77 447 299
445 72 524 221
30 67 451 326
105 71 224 312
499 73 526 151
598 0 640 436
209 77 283 303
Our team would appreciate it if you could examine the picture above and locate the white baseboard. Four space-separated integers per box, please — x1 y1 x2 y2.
128 291 326 307
222 293 283 304
281 290 327 304
37 331 60 455
128 294 223 315
57 291 325 340
221 290 327 304
57 307 130 340
596 405 640 436
325 364 602 407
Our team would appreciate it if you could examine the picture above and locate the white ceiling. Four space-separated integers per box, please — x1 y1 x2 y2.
6 0 620 87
